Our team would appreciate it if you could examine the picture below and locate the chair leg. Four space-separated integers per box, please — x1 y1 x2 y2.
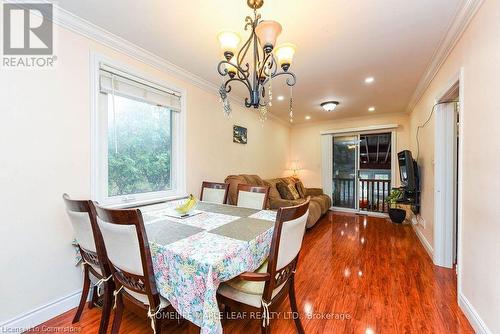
289 276 305 334
111 291 124 334
72 265 91 323
261 318 271 334
98 282 113 334
154 317 163 334
89 284 98 309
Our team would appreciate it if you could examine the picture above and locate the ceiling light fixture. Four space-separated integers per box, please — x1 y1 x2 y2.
277 95 284 101
365 77 375 84
368 106 376 112
321 101 339 112
217 0 297 123
305 116 311 120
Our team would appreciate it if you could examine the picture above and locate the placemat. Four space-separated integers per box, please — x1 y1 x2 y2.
209 217 274 241
146 219 204 245
196 202 261 217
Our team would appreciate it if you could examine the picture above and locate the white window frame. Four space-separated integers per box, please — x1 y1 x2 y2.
90 53 187 207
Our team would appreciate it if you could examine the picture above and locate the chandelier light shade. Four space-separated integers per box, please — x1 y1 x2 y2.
321 101 340 112
275 43 296 71
217 31 241 59
217 0 297 122
255 20 282 53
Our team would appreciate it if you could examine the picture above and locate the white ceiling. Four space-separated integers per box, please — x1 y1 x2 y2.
58 0 462 124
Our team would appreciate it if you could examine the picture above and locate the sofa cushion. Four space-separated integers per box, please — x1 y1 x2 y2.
305 200 322 229
287 183 300 200
276 182 295 200
311 194 332 214
295 180 306 198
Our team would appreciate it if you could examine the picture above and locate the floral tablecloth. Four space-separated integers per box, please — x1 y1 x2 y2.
139 200 277 334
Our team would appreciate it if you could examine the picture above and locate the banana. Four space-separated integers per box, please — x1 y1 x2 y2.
175 195 197 215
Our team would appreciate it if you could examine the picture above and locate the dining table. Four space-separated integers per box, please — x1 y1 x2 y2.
138 199 277 334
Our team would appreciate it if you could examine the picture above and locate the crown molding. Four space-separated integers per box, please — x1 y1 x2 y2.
42 4 290 128
406 0 484 112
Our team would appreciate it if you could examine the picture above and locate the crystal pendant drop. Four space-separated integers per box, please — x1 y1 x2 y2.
259 105 268 122
219 84 232 117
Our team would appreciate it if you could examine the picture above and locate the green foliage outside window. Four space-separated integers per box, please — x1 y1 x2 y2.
107 95 172 196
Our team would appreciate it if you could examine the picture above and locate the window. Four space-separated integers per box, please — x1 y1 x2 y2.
93 61 185 206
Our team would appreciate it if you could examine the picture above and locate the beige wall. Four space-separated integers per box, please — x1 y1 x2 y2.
409 0 499 332
290 113 410 188
0 23 290 322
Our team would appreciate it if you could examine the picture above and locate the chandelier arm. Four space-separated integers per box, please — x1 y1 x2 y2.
217 60 252 79
236 17 255 76
265 71 297 87
257 52 273 82
223 77 253 96
268 53 278 77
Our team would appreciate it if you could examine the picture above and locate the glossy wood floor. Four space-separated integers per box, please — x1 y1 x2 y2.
31 212 473 333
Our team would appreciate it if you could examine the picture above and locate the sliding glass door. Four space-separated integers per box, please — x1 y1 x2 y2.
332 135 358 210
323 131 394 214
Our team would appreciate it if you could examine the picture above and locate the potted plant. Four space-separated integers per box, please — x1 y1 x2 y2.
386 188 406 224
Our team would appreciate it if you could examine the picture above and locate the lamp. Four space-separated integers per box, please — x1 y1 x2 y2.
275 43 296 71
321 101 340 112
217 0 297 122
255 20 282 53
288 160 302 176
217 31 241 60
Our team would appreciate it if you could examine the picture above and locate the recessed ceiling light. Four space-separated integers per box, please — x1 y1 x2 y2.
277 95 284 101
305 116 311 120
368 106 376 112
365 77 375 84
321 101 339 112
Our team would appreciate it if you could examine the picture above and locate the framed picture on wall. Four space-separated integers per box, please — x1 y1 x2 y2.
233 125 247 144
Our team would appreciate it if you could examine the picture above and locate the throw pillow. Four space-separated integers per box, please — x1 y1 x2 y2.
295 180 306 198
287 183 301 200
276 182 295 200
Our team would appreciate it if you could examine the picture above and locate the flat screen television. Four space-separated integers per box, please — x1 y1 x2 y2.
398 150 419 192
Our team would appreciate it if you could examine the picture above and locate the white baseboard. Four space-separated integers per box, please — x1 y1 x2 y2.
458 293 492 334
412 224 434 260
0 289 82 331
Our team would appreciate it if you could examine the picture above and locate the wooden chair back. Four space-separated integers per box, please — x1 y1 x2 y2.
200 181 229 204
62 194 110 278
92 203 161 308
236 184 270 210
263 198 310 302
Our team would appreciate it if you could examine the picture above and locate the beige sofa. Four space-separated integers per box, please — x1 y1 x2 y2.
224 174 331 228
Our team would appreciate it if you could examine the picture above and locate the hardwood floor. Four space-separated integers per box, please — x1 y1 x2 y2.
30 212 473 333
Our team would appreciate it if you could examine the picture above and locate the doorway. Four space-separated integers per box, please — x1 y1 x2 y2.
322 127 396 215
434 80 460 269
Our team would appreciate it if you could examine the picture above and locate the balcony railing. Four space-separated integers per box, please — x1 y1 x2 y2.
359 179 391 213
332 178 391 213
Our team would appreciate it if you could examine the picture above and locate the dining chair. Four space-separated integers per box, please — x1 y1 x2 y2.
236 184 270 210
200 181 229 204
62 194 113 334
93 203 171 334
217 198 310 334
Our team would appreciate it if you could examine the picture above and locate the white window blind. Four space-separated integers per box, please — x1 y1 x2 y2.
99 64 181 111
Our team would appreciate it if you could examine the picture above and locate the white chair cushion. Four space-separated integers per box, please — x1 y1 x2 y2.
97 218 144 275
276 209 309 270
237 191 266 210
124 288 170 308
218 261 286 308
202 187 226 204
67 211 96 253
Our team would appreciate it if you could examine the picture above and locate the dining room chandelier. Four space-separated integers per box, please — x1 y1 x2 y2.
217 0 297 122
